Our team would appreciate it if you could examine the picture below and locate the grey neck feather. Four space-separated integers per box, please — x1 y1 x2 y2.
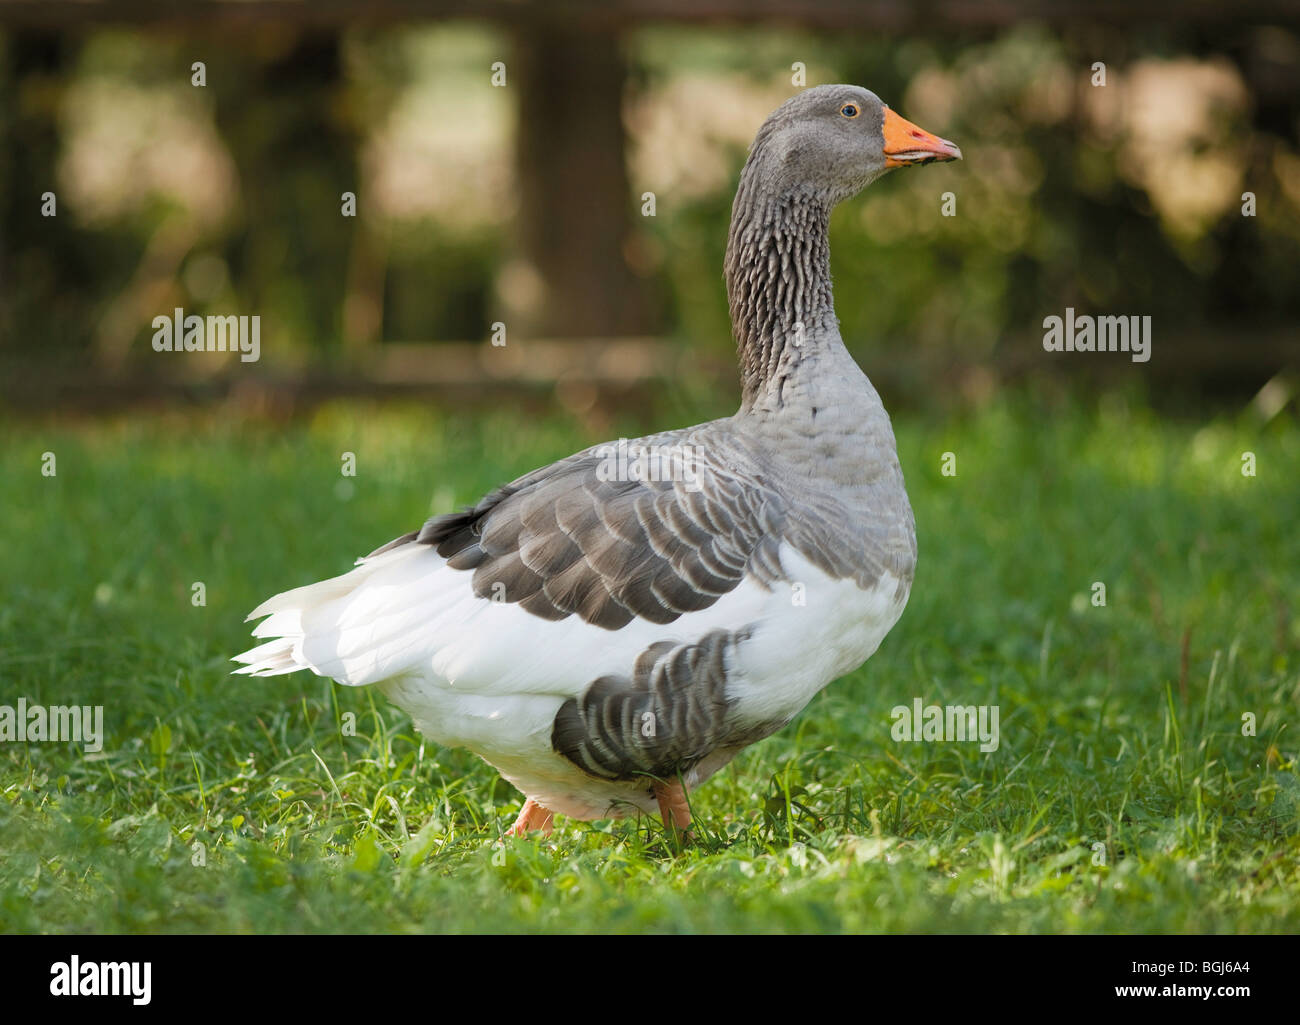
725 154 837 412
721 141 904 506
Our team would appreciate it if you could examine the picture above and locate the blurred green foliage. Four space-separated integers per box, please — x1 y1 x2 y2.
1 19 1297 399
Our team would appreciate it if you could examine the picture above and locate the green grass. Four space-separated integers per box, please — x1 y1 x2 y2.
1 391 1297 933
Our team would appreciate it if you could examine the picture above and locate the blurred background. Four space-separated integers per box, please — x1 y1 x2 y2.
1 0 1299 426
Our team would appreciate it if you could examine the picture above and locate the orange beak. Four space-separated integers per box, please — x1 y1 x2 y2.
882 107 962 167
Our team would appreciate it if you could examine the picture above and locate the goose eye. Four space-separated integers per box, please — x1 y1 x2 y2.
840 103 859 119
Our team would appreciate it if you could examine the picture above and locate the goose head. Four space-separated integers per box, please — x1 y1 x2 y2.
748 84 962 204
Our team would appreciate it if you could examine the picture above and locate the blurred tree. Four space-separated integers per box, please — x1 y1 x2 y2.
0 32 97 372
209 30 360 361
508 21 657 338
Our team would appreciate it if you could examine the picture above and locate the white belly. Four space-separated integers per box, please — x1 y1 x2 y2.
378 546 911 820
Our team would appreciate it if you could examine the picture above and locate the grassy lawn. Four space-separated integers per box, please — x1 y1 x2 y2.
1 391 1297 933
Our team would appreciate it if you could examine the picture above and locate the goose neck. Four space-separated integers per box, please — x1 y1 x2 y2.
725 180 837 410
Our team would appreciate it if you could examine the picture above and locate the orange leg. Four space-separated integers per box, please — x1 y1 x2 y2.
653 778 693 840
506 797 554 837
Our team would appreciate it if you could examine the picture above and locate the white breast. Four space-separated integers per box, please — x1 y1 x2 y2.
723 547 911 731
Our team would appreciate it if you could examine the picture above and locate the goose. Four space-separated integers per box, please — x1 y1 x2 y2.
234 85 961 838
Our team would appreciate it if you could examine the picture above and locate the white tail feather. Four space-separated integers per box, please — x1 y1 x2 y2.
232 543 451 685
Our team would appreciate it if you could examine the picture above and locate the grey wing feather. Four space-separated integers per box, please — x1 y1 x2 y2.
551 628 776 781
371 428 790 630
